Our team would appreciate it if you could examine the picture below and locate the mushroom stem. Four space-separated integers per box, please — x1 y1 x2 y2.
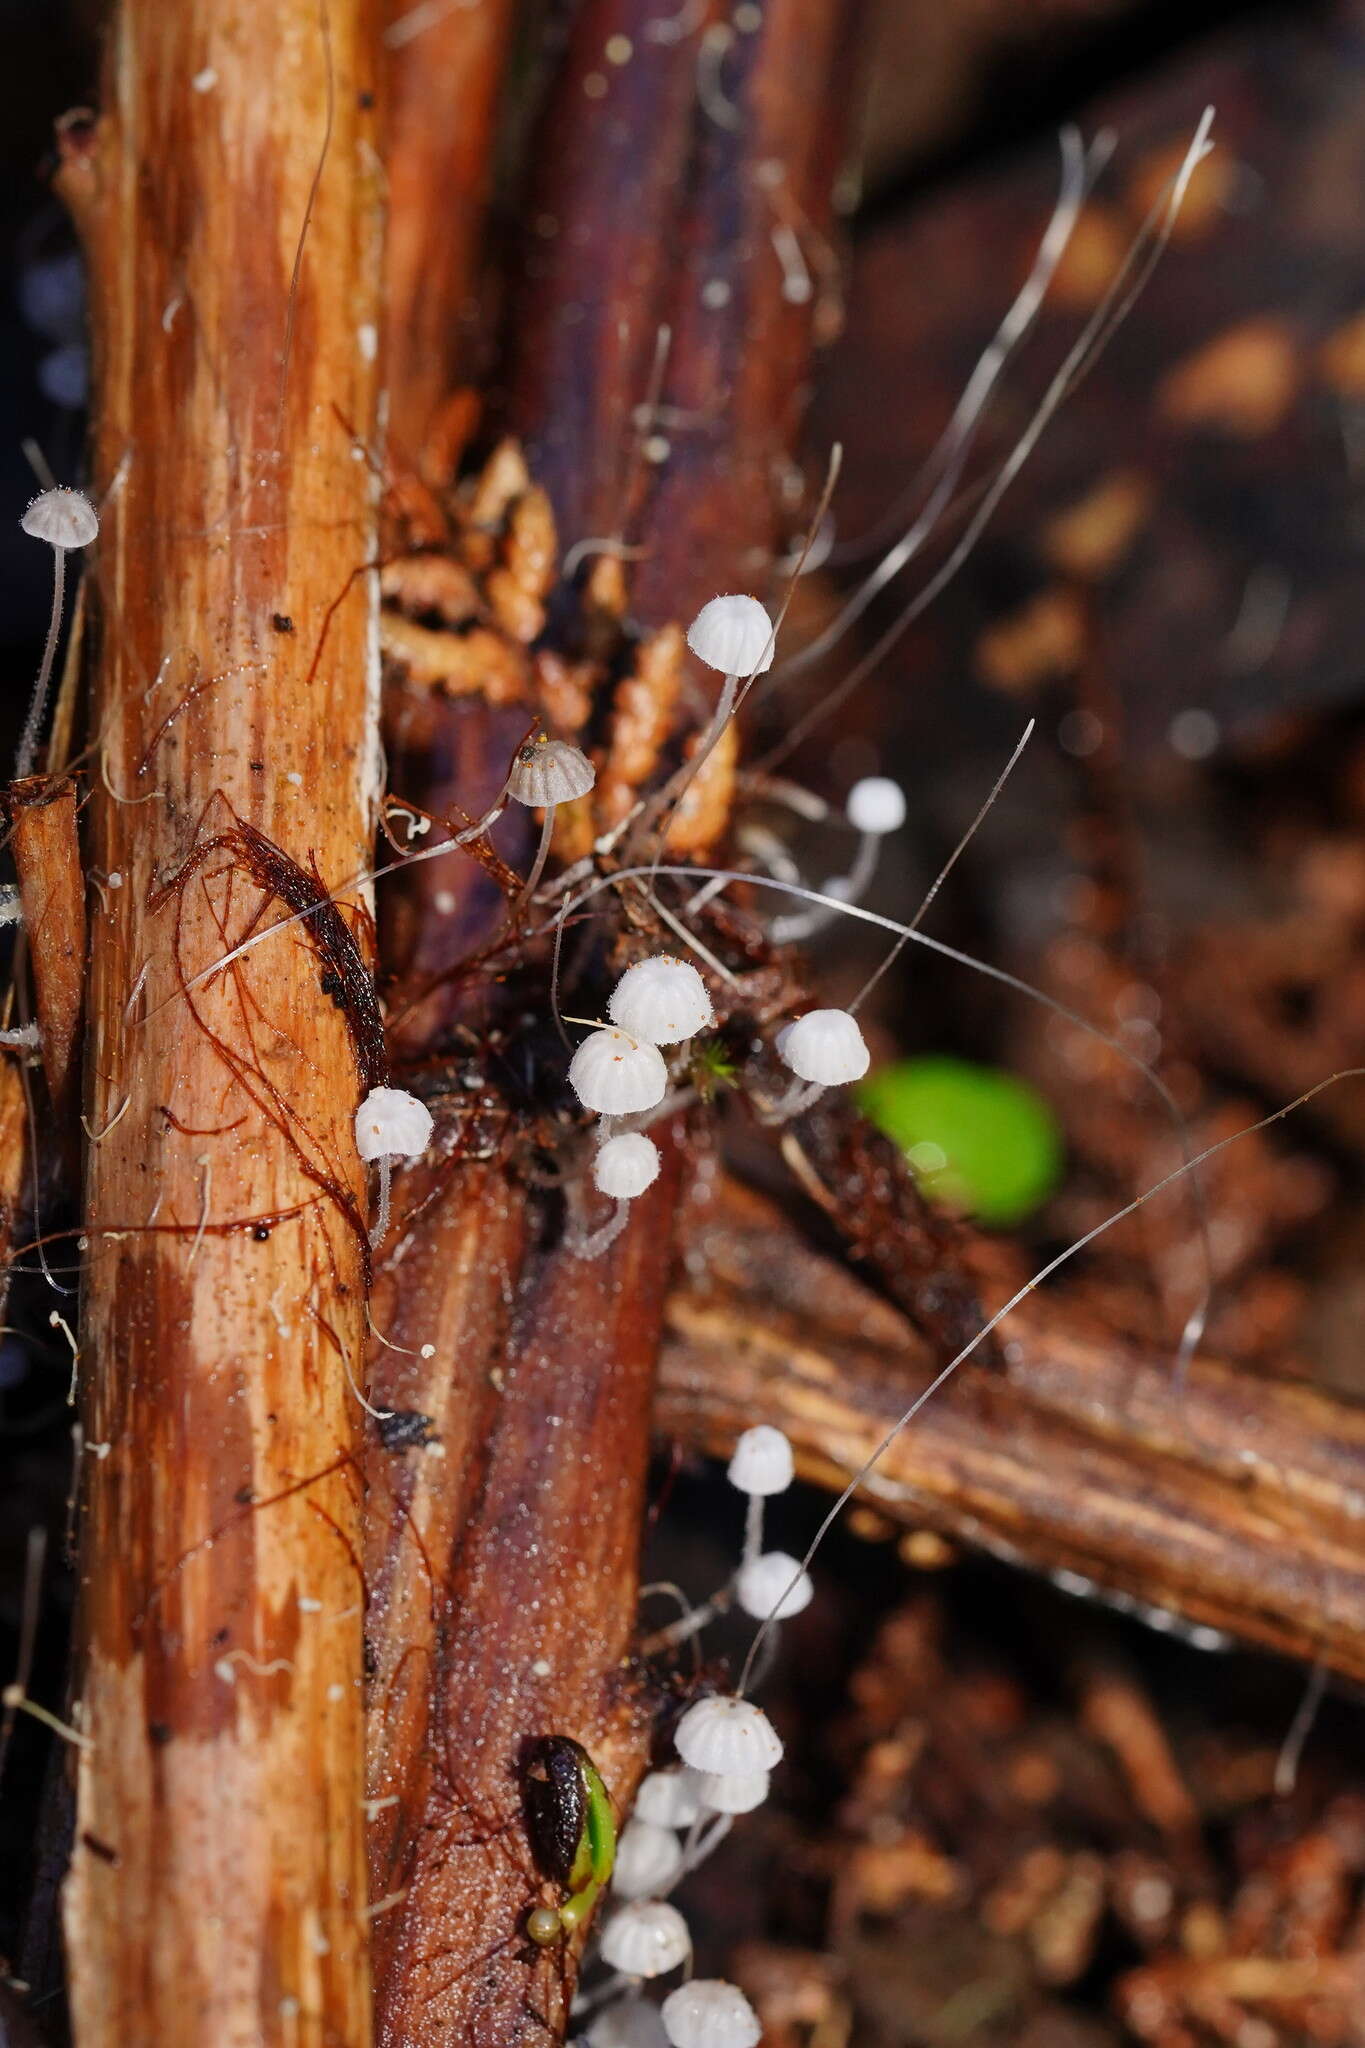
678 1812 733 1880
567 1196 631 1261
638 668 739 862
369 1155 393 1250
755 1076 826 1126
503 805 555 929
769 829 880 944
16 545 66 781
742 1490 765 1569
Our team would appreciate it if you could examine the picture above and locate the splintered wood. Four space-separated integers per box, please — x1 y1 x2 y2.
58 3 383 2043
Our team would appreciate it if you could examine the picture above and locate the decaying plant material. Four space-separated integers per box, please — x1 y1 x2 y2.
3 3 1365 2048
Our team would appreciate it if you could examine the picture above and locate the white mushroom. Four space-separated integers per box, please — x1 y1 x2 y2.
775 1008 869 1087
355 1086 433 1162
660 1980 761 2048
727 1424 794 1571
20 488 98 550
612 1819 685 1900
505 736 596 916
685 595 775 678
845 775 906 836
634 1769 704 1830
355 1086 433 1247
673 1696 783 1775
569 1030 668 1116
644 596 776 855
588 1996 671 2048
693 1768 770 1816
508 735 596 808
770 775 906 945
734 1551 813 1622
16 486 99 780
727 1425 793 1498
593 1132 661 1199
598 1900 691 1979
608 956 713 1045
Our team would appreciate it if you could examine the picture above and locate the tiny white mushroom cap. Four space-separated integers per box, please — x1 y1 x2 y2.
634 1768 703 1829
686 594 774 676
599 1900 691 1979
612 1818 685 1900
846 775 906 835
354 1086 434 1163
594 1132 661 1200
694 1768 770 1816
776 1008 869 1086
735 1551 813 1621
674 1695 783 1775
726 1424 793 1497
508 735 596 808
608 956 713 1045
569 1029 668 1115
588 1996 671 2048
20 487 98 550
661 1980 761 2048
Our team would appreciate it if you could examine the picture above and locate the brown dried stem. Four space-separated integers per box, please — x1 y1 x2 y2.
5 777 86 1146
59 2 384 2042
384 0 517 467
659 1172 1365 1685
363 2 862 2039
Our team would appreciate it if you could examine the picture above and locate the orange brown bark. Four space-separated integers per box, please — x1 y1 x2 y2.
60 3 384 2041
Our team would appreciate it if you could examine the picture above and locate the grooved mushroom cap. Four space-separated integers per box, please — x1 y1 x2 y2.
569 1030 668 1116
685 594 774 676
599 1900 691 1978
588 1997 671 2048
776 1008 870 1086
354 1086 433 1162
846 775 907 835
508 735 596 808
734 1551 813 1621
726 1424 793 1497
694 1768 770 1816
612 1819 685 1900
634 1769 703 1829
593 1131 661 1199
608 956 713 1044
661 1980 762 2048
673 1695 783 1775
21 487 98 549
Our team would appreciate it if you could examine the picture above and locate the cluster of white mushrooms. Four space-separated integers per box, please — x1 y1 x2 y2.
581 1426 802 2047
349 593 885 1258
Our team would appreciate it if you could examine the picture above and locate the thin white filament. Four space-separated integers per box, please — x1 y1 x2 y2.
776 124 1096 666
761 107 1216 771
